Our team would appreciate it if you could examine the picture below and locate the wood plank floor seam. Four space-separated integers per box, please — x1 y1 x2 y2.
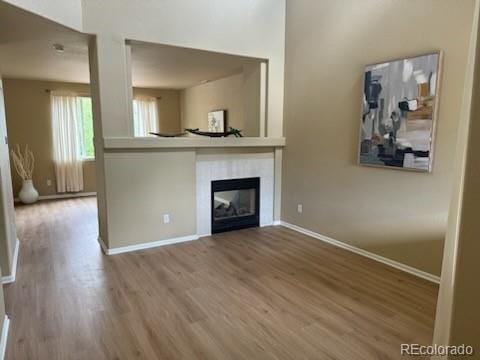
4 197 437 359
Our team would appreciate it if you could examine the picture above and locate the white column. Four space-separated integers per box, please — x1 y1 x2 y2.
259 62 268 137
90 34 133 138
88 35 134 248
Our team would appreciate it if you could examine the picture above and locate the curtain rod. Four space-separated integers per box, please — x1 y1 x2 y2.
45 89 91 96
134 95 162 100
46 89 162 100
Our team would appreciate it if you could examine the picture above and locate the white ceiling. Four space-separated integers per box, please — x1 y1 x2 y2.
0 2 263 89
0 1 90 83
130 41 262 89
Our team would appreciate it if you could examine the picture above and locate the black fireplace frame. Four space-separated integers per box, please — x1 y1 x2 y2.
211 177 260 234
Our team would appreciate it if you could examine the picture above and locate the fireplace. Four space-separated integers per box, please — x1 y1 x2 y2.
211 177 260 234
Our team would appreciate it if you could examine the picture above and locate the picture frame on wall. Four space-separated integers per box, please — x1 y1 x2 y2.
208 110 226 132
358 52 442 172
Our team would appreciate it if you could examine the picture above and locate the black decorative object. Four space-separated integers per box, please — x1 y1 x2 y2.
149 132 187 137
185 127 243 138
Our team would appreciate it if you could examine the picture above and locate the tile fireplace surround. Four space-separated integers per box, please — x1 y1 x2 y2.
196 150 274 237
100 137 284 252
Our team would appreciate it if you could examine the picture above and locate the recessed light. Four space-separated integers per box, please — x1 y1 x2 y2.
52 43 65 53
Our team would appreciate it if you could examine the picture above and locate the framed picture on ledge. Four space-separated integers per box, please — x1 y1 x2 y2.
208 110 226 132
358 52 442 172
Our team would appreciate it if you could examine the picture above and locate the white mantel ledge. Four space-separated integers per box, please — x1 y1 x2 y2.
103 137 286 149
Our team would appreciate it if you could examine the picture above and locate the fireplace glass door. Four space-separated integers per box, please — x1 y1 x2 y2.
211 177 260 233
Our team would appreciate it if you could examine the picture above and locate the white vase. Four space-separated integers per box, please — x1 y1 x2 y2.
19 179 39 204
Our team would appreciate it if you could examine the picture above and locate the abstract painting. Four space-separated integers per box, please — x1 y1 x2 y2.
359 53 441 172
208 110 226 132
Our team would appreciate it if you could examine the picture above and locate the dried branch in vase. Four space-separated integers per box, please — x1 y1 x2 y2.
10 144 35 181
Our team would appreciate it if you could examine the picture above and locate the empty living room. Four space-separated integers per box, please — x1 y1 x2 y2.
0 0 479 359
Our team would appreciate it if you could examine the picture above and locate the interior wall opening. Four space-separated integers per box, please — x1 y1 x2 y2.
0 0 98 259
128 40 268 138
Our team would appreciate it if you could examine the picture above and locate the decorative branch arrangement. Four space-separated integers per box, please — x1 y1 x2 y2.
185 127 243 138
10 144 35 181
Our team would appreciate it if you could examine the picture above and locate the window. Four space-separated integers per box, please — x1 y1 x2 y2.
133 97 159 137
79 97 95 159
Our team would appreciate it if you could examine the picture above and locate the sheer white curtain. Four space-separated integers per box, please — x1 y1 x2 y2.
51 92 84 193
133 97 159 136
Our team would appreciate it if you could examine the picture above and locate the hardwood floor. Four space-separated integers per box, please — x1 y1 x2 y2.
4 197 438 359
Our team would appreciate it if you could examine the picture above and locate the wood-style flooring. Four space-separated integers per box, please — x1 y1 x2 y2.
4 197 438 359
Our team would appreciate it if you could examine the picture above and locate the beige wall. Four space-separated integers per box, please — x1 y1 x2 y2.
2 79 185 198
444 44 480 357
83 1 285 248
180 70 262 136
0 269 5 330
82 0 285 138
0 79 8 343
181 74 245 133
0 78 17 278
88 38 109 245
104 150 196 248
133 87 181 133
433 1 480 354
282 0 476 276
8 0 286 250
0 78 17 275
243 63 262 137
3 79 96 197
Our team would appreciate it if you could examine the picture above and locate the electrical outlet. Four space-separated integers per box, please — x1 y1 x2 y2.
297 204 303 214
163 214 171 224
46 179 52 186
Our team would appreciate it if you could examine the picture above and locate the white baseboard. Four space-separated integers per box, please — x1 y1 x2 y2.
0 316 10 360
39 192 96 201
15 192 96 203
97 221 440 284
97 236 109 254
1 239 19 284
280 221 441 284
98 234 200 255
